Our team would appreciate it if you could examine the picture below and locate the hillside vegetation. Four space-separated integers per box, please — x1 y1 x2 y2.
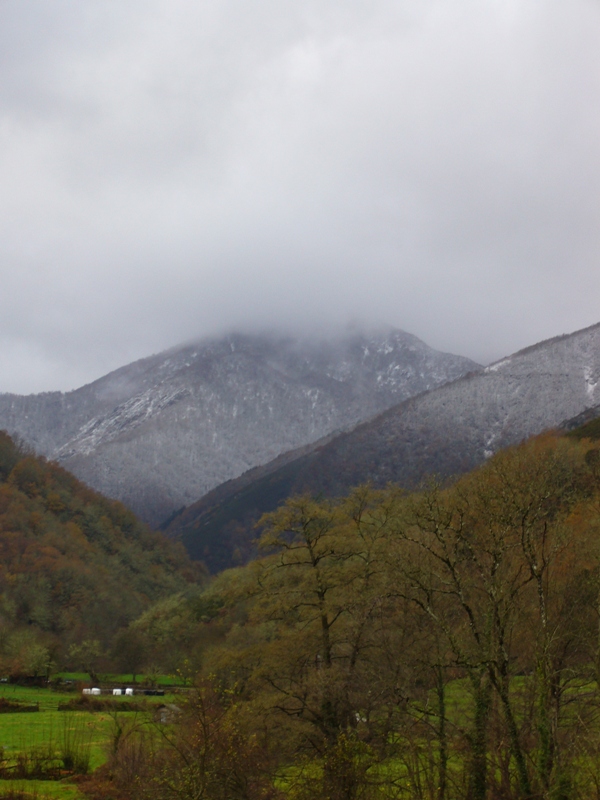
7 421 600 798
108 426 600 800
0 431 199 680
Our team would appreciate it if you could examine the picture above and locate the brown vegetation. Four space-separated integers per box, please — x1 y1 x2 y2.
120 430 600 799
0 430 200 680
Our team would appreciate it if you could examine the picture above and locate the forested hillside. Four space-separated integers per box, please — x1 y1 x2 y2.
0 431 199 680
104 423 600 799
5 417 600 798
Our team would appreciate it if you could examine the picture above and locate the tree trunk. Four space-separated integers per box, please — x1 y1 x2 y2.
536 659 555 791
489 665 531 798
468 673 491 800
436 666 448 800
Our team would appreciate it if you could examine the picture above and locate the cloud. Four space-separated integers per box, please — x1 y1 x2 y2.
0 0 599 392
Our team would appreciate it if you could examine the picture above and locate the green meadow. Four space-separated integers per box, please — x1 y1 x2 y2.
53 673 188 687
0 683 180 799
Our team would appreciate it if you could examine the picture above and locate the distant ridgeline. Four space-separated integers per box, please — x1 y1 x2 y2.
164 322 600 572
0 329 480 527
0 431 199 679
560 403 600 436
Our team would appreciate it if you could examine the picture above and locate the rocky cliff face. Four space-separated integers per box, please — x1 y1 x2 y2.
165 322 600 571
0 328 478 525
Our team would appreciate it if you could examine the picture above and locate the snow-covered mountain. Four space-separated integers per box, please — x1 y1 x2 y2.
0 328 478 524
164 321 600 571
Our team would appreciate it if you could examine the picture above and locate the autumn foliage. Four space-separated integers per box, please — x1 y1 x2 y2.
0 430 197 679
9 424 600 798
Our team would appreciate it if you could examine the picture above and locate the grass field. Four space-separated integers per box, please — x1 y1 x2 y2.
0 780 83 798
53 672 187 686
0 683 179 799
3 677 594 799
0 679 490 799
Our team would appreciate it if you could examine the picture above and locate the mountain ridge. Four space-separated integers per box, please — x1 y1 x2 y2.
165 320 600 570
0 327 478 525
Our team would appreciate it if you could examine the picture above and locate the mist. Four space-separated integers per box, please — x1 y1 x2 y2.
0 0 599 393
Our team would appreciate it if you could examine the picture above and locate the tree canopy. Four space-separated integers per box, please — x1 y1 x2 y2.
153 430 600 799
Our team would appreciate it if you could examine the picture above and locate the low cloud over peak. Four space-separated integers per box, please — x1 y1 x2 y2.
0 0 599 393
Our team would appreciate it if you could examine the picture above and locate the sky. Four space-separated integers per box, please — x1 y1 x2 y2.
0 0 599 394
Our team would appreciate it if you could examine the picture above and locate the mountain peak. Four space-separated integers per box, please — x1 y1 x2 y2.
162 320 600 571
0 328 478 525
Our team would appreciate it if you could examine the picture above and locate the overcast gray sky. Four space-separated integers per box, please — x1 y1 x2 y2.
0 0 599 394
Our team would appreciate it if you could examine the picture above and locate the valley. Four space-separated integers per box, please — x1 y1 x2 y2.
2 322 600 798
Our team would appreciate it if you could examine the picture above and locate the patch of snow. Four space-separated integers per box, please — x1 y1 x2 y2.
485 358 512 373
56 385 189 457
584 366 598 398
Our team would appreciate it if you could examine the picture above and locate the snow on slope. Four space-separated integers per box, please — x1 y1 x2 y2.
0 328 478 524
